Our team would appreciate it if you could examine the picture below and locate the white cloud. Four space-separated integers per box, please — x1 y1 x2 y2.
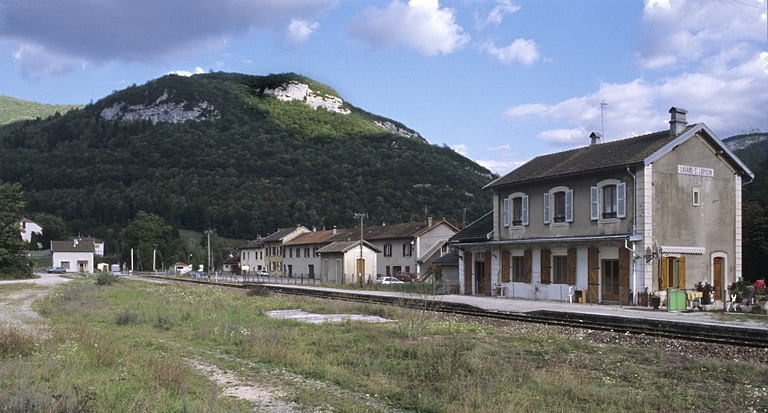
477 0 521 29
475 144 526 175
451 143 469 156
502 0 768 149
349 0 470 56
484 38 539 66
287 19 321 43
168 67 206 77
13 44 78 77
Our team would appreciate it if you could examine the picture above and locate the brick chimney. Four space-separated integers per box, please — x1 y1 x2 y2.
589 132 601 146
427 216 433 227
669 107 688 136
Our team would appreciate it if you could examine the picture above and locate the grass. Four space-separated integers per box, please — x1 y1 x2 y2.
1 278 767 412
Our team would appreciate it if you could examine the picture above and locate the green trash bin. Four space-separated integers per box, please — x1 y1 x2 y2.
667 289 687 311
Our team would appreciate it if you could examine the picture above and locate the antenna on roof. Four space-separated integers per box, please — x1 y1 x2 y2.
600 99 607 140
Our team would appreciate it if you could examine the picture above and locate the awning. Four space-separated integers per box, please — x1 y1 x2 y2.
659 246 705 255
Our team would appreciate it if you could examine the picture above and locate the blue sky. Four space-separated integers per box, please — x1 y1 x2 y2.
1 0 766 175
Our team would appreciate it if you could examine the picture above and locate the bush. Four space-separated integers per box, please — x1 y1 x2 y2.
95 271 116 286
246 285 270 297
114 309 139 326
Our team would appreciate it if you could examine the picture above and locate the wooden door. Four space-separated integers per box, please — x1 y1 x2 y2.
588 248 599 303
713 257 724 301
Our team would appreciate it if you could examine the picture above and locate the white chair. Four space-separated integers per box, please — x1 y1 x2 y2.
726 293 737 312
567 286 574 303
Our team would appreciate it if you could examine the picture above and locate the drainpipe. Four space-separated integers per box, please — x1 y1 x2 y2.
626 166 638 305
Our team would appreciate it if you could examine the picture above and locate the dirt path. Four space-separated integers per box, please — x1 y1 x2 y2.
0 272 72 335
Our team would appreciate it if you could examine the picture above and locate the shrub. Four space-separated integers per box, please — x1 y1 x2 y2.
246 285 270 297
95 271 116 286
114 309 139 326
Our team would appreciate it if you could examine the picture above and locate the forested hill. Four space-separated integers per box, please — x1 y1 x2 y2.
0 95 81 125
0 72 495 241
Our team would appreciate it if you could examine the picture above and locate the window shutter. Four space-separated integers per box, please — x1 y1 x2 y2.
567 248 577 285
503 198 510 227
540 249 551 284
501 250 510 282
543 193 551 224
590 186 600 220
524 249 532 283
678 256 686 289
565 189 574 223
661 258 670 290
617 182 626 218
522 195 529 226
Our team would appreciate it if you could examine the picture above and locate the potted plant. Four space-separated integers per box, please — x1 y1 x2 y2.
651 292 661 309
695 281 715 305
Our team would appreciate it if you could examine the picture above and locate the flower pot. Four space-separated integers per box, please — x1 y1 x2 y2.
759 300 768 314
741 305 753 313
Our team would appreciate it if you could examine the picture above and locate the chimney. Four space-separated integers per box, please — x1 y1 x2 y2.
669 106 688 136
589 132 601 146
332 226 337 235
427 216 433 227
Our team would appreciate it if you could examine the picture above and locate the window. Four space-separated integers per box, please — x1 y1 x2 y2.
544 189 572 224
384 244 392 257
692 187 700 206
553 256 568 284
403 243 412 257
512 256 525 282
591 181 626 220
505 194 529 227
603 185 617 218
602 259 620 298
296 247 300 257
304 247 310 258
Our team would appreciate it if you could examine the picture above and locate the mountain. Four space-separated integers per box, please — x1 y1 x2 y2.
0 72 495 248
0 95 81 125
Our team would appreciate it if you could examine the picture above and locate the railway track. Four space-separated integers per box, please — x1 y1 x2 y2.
139 275 768 349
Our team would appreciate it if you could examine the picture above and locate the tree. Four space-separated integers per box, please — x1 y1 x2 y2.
122 211 173 271
0 182 32 279
32 212 68 250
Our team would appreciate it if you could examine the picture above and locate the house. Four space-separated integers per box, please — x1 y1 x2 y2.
451 107 754 306
239 237 266 275
359 217 459 280
261 226 311 276
51 239 96 273
222 255 241 275
19 217 42 244
317 239 381 284
283 228 351 279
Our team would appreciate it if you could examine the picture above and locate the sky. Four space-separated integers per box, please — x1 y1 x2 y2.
0 0 766 175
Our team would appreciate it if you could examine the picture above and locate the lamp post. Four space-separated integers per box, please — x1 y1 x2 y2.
354 212 367 287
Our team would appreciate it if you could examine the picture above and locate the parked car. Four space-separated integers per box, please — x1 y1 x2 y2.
376 276 404 285
394 271 419 282
256 270 269 277
46 267 67 274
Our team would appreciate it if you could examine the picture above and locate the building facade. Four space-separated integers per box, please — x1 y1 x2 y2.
451 108 753 306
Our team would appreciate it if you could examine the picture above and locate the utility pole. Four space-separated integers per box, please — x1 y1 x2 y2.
354 212 368 287
205 229 214 281
152 243 158 273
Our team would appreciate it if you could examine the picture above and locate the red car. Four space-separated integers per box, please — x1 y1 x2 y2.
394 271 418 282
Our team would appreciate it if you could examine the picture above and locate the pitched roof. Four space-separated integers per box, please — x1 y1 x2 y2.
317 240 381 254
51 240 96 253
449 211 493 243
284 229 338 246
485 128 688 189
262 227 307 243
239 238 265 249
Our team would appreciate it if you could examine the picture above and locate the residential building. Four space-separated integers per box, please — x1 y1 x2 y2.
19 217 42 244
361 217 459 279
451 108 753 305
261 226 310 276
51 239 96 273
239 236 266 275
317 239 380 284
283 228 351 279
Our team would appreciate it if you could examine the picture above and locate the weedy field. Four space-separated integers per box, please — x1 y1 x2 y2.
1 277 767 412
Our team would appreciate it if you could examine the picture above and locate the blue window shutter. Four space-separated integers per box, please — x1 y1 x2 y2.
503 198 510 227
522 195 529 226
590 186 599 220
617 182 626 218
